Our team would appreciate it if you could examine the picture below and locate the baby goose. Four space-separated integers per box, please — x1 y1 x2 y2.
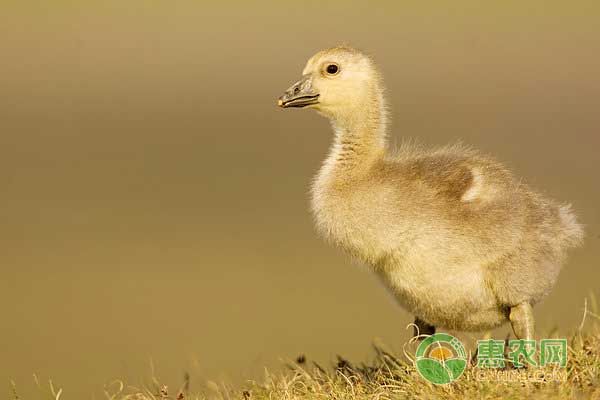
277 46 583 339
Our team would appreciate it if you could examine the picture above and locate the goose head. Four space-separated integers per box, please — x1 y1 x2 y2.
278 46 383 122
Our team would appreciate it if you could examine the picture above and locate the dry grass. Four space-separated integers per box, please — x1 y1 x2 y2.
13 301 600 400
18 330 600 400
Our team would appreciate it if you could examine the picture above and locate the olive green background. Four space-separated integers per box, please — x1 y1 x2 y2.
1 1 598 398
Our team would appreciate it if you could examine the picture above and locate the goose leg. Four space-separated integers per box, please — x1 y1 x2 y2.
413 317 436 338
509 303 535 340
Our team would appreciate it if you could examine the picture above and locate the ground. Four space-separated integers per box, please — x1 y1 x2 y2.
16 325 600 400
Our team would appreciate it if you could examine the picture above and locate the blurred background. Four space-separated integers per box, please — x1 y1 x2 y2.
1 1 598 398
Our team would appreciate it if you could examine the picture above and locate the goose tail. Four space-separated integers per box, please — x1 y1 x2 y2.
558 204 584 248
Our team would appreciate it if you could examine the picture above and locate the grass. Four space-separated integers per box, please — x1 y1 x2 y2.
13 303 600 400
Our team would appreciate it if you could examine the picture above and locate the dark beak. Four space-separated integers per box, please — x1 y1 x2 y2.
277 75 319 108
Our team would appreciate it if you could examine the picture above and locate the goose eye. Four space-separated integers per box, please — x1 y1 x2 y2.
326 64 339 75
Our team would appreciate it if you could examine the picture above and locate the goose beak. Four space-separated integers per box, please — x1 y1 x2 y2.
278 75 319 108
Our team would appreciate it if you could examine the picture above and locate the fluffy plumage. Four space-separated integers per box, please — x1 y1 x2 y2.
278 46 583 338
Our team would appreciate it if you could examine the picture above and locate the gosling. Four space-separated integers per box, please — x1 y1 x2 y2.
277 46 583 340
